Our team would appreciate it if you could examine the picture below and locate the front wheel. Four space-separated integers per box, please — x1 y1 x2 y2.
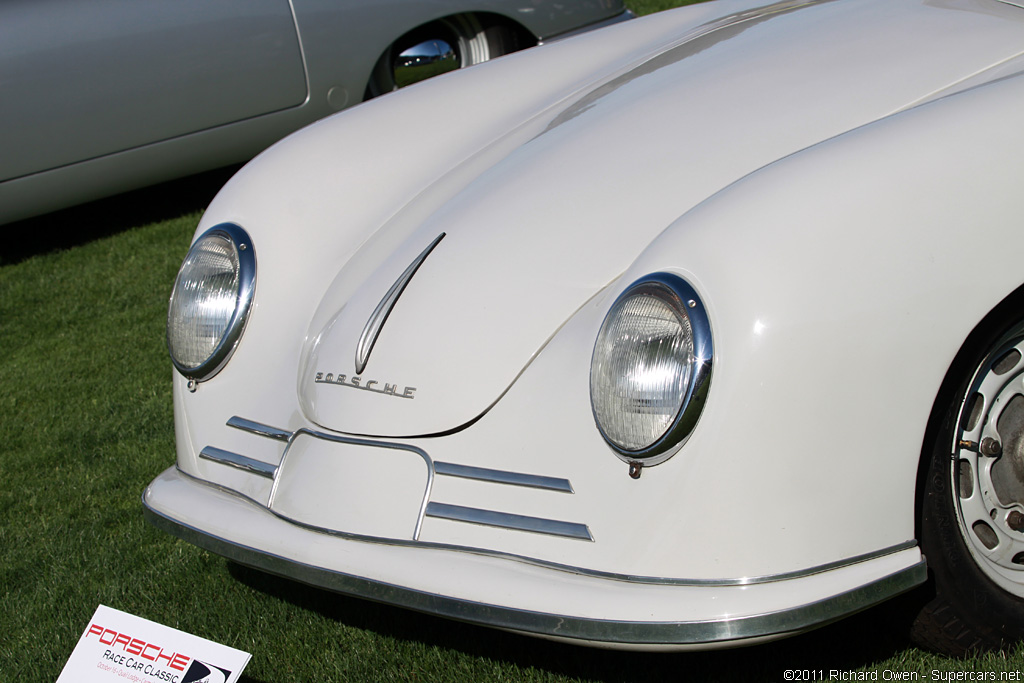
914 303 1024 654
365 16 527 99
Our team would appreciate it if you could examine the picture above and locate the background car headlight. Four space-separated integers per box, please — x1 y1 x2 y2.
590 273 712 464
167 223 255 382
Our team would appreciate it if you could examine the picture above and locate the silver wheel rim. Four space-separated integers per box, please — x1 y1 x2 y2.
445 14 491 67
952 324 1024 597
372 15 493 96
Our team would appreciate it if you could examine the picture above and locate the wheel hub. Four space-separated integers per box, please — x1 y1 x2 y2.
992 394 1024 507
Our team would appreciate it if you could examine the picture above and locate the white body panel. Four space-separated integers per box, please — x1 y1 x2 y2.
146 0 1024 648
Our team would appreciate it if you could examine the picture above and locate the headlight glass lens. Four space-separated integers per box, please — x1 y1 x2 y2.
590 274 712 459
167 224 255 380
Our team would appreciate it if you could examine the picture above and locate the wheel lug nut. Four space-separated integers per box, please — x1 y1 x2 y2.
1008 511 1024 532
980 437 1002 457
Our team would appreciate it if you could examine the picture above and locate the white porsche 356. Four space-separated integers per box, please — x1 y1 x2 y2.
145 0 1024 653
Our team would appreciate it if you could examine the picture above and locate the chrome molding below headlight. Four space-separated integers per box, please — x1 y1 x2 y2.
200 446 277 479
226 415 291 441
433 462 573 493
425 502 593 541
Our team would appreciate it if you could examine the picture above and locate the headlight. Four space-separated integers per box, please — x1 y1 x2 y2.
167 223 256 382
590 273 712 466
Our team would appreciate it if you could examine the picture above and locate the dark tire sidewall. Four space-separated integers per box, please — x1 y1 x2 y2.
918 289 1024 651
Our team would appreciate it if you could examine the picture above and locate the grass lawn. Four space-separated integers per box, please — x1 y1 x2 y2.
2 1 1024 681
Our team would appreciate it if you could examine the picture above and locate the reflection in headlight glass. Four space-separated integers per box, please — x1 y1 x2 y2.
591 291 693 451
167 235 240 371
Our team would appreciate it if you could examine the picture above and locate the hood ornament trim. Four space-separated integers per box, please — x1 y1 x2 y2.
355 233 445 374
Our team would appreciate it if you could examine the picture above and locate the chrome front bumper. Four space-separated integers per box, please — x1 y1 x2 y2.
144 465 926 650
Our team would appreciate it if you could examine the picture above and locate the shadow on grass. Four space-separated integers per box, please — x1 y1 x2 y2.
0 166 238 266
228 561 929 682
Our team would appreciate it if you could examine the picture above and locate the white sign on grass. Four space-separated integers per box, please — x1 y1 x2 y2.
57 605 251 683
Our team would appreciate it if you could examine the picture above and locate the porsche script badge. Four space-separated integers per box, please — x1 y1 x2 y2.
314 372 416 399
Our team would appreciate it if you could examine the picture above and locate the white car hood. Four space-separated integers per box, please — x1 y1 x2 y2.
300 0 1024 437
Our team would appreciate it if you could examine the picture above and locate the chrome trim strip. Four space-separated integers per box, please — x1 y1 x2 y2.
227 415 291 441
355 233 445 375
425 502 593 542
434 462 573 493
199 446 277 479
283 0 312 107
143 498 927 646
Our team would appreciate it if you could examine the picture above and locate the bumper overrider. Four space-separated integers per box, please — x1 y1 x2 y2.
143 418 926 650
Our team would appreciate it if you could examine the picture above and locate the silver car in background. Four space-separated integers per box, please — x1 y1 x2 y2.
0 0 629 225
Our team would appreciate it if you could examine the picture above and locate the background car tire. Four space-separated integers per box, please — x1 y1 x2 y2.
913 287 1024 654
365 15 529 99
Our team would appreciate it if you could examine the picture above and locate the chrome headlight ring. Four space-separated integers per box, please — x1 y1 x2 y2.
167 223 256 383
590 273 713 467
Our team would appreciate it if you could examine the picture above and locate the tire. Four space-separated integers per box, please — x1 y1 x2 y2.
365 16 527 100
913 291 1024 654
